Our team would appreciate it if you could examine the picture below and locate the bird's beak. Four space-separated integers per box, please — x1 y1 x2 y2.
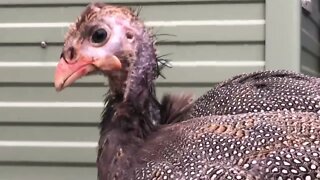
54 55 122 92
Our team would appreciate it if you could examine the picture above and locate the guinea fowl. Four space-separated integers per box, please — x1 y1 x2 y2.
54 3 320 180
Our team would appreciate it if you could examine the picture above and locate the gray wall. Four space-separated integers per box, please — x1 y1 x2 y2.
301 0 320 76
0 0 264 179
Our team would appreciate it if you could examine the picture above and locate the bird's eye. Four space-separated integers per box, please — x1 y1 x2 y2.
91 28 108 45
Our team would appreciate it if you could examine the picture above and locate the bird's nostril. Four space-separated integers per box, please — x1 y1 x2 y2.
68 47 76 60
60 52 69 64
60 52 66 60
62 46 77 64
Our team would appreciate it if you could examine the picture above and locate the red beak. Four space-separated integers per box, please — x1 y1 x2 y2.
54 55 122 92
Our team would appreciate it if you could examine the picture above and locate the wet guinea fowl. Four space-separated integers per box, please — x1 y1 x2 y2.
54 3 320 180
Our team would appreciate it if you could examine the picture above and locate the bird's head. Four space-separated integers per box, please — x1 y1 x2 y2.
54 3 158 95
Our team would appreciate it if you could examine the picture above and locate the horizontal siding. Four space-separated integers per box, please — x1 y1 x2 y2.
0 86 212 102
0 86 211 123
0 43 265 62
0 1 265 179
0 0 263 5
0 66 263 83
1 146 96 163
301 30 320 60
301 49 320 75
0 3 264 22
0 126 98 141
0 25 264 43
0 166 96 180
300 1 320 76
0 107 103 123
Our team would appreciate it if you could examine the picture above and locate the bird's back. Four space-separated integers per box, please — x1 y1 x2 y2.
187 70 320 118
135 111 320 180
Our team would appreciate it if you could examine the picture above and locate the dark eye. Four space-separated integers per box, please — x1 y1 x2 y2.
91 28 108 44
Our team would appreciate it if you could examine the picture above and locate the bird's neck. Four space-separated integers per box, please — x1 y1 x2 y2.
102 29 160 135
98 29 160 179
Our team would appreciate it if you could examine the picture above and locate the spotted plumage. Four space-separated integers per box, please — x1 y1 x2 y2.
187 70 320 118
134 112 320 180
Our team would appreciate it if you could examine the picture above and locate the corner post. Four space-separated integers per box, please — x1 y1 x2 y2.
265 0 301 72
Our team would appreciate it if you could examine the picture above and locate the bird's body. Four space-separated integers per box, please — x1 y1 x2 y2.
94 110 320 179
96 70 320 180
134 111 320 180
53 3 320 179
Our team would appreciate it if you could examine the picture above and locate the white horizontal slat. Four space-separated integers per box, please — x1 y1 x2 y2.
0 43 265 63
169 61 265 67
0 66 263 83
0 19 265 28
0 107 102 123
0 126 98 141
0 141 97 148
0 102 103 108
0 166 96 180
145 20 265 26
0 0 265 5
0 24 265 43
0 62 57 67
0 61 265 67
0 22 70 28
0 146 97 163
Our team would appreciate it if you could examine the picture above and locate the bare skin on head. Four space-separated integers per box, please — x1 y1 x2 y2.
54 3 145 93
